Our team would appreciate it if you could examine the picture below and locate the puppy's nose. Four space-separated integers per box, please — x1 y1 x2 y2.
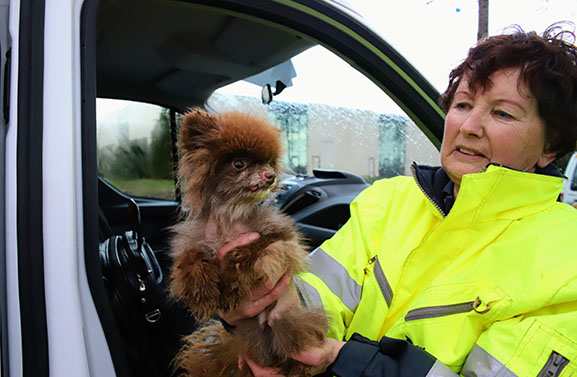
262 171 276 184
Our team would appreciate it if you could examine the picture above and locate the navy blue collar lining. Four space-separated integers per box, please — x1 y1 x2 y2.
412 162 564 215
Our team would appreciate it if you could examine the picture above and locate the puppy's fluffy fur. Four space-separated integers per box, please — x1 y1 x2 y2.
170 109 328 377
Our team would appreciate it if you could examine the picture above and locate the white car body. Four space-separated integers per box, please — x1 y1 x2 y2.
0 1 444 376
562 152 577 206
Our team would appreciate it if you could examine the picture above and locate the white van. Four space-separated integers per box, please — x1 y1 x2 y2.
0 1 445 376
562 152 577 206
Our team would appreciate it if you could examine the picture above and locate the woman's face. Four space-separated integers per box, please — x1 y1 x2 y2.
440 67 556 194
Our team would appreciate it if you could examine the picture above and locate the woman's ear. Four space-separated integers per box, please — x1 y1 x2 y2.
537 150 557 168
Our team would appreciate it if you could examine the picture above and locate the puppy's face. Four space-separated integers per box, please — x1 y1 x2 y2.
178 109 283 215
210 153 279 206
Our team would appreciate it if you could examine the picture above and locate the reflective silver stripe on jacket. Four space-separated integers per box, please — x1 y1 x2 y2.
425 360 460 377
307 247 362 312
294 276 324 310
373 257 393 306
461 345 518 377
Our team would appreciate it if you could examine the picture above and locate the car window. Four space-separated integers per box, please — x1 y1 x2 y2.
207 45 439 183
96 99 176 199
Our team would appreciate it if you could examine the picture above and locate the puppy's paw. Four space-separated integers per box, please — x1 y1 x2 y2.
218 246 260 312
174 321 241 377
256 239 308 277
170 248 220 321
269 307 328 354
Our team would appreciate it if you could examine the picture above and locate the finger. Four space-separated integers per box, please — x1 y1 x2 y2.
267 283 300 326
251 267 292 299
217 232 260 262
219 269 291 324
271 269 292 295
244 358 283 377
257 311 268 328
291 339 345 370
243 270 292 318
291 347 325 366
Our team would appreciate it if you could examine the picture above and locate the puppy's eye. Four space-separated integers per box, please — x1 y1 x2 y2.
232 159 247 170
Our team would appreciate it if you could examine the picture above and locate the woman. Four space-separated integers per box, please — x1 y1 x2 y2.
221 23 577 376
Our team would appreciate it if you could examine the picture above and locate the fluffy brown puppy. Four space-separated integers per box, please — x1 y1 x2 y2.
169 109 328 377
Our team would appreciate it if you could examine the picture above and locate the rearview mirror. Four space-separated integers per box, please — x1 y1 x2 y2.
261 84 273 105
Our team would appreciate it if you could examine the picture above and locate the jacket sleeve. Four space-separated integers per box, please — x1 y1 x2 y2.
327 333 458 377
295 183 390 340
320 282 577 377
462 299 577 376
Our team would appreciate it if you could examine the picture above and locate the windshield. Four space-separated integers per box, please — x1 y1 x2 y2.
207 45 439 182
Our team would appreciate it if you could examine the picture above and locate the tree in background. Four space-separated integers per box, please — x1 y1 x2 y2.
148 108 174 179
478 0 488 41
98 108 174 181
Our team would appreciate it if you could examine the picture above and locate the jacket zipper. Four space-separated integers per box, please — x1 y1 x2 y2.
405 300 476 321
537 352 569 377
410 164 447 217
369 256 393 307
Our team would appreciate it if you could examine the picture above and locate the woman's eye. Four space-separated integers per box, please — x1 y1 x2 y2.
232 159 247 170
454 102 470 110
494 110 514 120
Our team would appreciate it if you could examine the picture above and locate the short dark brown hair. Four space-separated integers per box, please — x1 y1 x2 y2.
439 23 577 159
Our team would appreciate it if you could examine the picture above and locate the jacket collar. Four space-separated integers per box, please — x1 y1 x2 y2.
482 162 565 178
412 162 565 219
411 164 454 216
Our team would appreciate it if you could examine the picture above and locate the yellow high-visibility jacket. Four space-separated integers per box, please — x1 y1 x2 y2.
296 164 577 376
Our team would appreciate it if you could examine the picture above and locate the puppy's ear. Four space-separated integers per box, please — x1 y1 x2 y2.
178 108 220 153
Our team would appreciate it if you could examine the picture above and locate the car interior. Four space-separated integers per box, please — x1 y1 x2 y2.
83 0 443 376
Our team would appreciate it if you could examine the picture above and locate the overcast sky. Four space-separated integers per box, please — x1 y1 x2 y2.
351 0 577 90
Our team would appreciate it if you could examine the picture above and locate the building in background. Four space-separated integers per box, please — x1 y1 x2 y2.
210 94 439 182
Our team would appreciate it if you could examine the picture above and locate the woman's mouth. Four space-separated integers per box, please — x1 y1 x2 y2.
456 147 485 158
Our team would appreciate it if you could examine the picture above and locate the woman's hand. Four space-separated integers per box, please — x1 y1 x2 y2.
292 338 345 369
242 338 346 377
217 232 292 325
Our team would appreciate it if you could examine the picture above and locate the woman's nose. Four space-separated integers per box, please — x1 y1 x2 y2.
460 109 485 137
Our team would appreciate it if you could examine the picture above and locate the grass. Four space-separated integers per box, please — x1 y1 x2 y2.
105 178 176 199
